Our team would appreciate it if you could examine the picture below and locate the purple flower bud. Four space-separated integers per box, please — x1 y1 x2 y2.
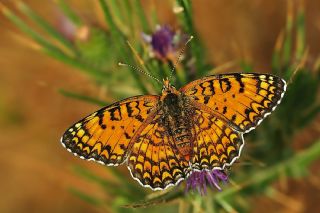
142 25 187 60
151 26 175 58
186 169 228 195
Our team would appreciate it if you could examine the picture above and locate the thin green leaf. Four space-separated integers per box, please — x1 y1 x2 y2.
295 4 306 61
69 188 104 206
122 0 134 35
98 0 124 40
58 89 109 106
283 1 294 78
108 0 123 22
108 167 146 198
215 139 320 201
107 0 131 36
123 189 183 208
215 197 237 213
1 4 67 56
177 0 192 31
300 105 320 128
272 30 284 73
240 61 253 73
134 0 150 32
16 1 76 55
56 0 82 26
97 0 150 94
1 4 108 81
176 0 207 77
42 47 109 81
72 165 115 189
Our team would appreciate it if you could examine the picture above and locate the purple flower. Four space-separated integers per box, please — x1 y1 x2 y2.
142 25 187 60
150 26 175 58
186 169 229 195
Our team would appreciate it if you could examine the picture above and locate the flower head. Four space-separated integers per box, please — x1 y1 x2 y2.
186 169 228 195
142 25 186 60
151 25 175 58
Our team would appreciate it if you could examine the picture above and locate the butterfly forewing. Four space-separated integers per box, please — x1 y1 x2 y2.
61 95 159 166
180 73 287 133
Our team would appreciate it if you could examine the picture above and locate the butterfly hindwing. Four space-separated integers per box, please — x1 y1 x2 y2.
180 73 286 133
192 109 243 170
127 113 191 190
61 95 159 166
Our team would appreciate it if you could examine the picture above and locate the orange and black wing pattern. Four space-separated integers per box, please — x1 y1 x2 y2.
61 95 159 166
191 109 243 171
127 113 191 190
180 73 286 133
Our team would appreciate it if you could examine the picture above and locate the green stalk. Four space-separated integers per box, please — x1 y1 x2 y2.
98 0 150 93
271 31 284 73
69 188 105 206
108 168 146 198
122 0 134 35
150 1 159 27
2 5 66 56
107 0 131 36
295 5 306 61
56 0 82 26
108 0 123 23
177 0 192 31
43 48 109 81
282 1 294 76
2 4 107 80
134 0 150 32
58 89 109 106
128 139 320 209
16 1 76 56
215 139 320 201
72 166 118 194
98 0 124 40
72 165 136 198
176 0 206 78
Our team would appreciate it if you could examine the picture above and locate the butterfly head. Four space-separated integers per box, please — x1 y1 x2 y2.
162 78 178 95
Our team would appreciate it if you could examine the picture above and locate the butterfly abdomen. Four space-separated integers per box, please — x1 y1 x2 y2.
172 125 193 157
162 92 194 158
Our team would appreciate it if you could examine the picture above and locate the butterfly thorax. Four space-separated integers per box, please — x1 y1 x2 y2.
160 86 195 160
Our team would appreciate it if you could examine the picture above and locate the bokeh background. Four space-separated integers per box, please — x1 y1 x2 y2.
0 0 319 212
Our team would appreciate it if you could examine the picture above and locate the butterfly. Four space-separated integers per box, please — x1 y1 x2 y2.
61 73 286 190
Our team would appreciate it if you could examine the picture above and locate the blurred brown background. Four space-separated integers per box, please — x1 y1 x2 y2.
0 0 319 212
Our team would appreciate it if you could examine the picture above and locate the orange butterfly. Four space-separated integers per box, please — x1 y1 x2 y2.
61 73 286 190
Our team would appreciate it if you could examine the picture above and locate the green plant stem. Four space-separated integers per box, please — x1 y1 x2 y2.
126 138 320 209
134 0 150 32
109 167 146 198
215 138 320 201
98 0 149 94
69 188 105 207
295 7 306 61
2 4 108 81
16 1 76 55
177 0 206 77
56 0 82 26
2 5 65 55
58 89 109 106
98 0 123 40
122 0 134 35
178 0 192 31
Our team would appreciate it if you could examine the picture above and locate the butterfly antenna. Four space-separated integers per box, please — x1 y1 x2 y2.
169 35 194 80
118 62 162 85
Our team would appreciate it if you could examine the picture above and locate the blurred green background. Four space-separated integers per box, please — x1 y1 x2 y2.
0 0 319 212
